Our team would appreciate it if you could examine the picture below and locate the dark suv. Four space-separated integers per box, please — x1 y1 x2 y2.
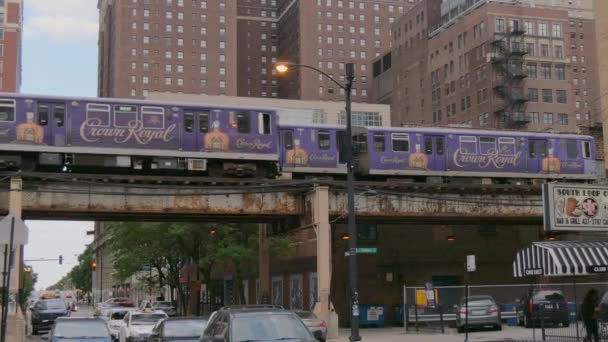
517 289 570 328
200 305 318 342
30 299 70 334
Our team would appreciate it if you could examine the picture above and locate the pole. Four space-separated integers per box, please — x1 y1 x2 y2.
1 217 15 342
0 245 7 340
465 284 469 342
344 63 360 342
100 255 103 303
403 284 407 332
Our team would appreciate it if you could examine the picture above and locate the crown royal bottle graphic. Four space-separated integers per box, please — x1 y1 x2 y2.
408 144 428 169
542 147 561 173
286 138 309 166
204 120 230 151
16 112 44 144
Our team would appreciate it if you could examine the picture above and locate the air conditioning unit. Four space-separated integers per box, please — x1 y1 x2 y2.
187 159 207 171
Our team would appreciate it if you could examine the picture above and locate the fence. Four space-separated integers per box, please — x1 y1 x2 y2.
403 281 608 341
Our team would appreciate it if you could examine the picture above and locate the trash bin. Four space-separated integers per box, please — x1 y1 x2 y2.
568 302 577 323
501 304 518 326
359 305 388 327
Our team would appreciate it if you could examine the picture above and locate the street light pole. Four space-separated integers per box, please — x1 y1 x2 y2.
343 63 361 342
275 61 360 341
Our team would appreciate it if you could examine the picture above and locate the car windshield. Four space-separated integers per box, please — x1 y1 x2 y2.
110 311 129 320
164 319 207 337
39 300 65 310
231 314 313 342
132 314 166 325
155 302 172 308
109 298 129 303
533 290 565 301
53 321 110 338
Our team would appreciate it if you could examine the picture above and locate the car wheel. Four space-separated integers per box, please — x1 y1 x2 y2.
562 320 570 328
524 314 532 328
495 324 502 331
32 327 38 335
457 326 465 333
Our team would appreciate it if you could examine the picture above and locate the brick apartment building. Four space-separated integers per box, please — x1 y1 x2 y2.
372 0 600 133
97 0 415 102
0 0 22 92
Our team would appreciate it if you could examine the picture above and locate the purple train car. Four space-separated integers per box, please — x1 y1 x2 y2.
0 93 279 177
353 127 596 179
279 124 347 174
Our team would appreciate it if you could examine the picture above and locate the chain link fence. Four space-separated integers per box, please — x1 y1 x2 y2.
403 282 608 341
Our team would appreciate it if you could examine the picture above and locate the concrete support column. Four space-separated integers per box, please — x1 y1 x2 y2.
8 177 22 297
258 224 270 304
311 186 338 339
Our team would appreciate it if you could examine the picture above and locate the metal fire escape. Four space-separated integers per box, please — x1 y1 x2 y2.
491 21 529 127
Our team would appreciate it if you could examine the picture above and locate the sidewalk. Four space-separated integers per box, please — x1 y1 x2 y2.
332 326 539 342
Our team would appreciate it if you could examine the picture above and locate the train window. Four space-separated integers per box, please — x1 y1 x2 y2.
318 130 331 150
459 136 477 154
498 137 515 155
184 113 194 133
114 105 138 128
284 131 294 150
353 133 367 153
199 111 209 133
141 106 165 129
582 141 591 159
529 141 548 158
424 137 433 154
566 139 578 159
0 100 15 122
38 104 49 126
436 137 444 155
528 142 535 158
337 131 347 163
55 105 65 128
258 113 271 135
479 137 496 155
373 133 385 152
86 104 110 126
392 133 410 152
236 112 250 133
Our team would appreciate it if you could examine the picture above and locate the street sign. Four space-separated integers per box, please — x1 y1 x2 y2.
543 183 608 232
356 248 378 254
344 248 378 257
0 215 28 245
524 268 544 276
466 255 476 272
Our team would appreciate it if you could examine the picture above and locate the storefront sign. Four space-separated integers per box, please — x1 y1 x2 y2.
543 183 608 231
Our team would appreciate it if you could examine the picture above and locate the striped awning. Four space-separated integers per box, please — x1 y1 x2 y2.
513 241 608 277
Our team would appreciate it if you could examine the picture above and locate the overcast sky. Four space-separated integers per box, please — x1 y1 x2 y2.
21 0 99 290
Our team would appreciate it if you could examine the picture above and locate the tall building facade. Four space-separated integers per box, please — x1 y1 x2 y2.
373 0 600 132
98 0 411 101
0 0 22 92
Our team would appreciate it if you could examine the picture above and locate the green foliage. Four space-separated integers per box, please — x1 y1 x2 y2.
68 244 94 292
22 268 37 301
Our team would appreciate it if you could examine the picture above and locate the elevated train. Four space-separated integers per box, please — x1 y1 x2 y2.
0 93 597 182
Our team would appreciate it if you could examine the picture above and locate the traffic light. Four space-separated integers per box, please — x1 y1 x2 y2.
58 255 63 265
91 262 97 270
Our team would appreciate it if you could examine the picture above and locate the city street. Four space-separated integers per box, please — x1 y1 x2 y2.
26 305 95 342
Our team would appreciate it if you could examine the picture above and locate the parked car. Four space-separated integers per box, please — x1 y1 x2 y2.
118 309 168 342
96 298 135 316
41 317 112 341
148 317 208 342
103 307 138 342
517 288 569 328
200 305 317 342
598 291 608 321
455 295 501 333
153 301 178 317
31 299 71 335
293 311 327 342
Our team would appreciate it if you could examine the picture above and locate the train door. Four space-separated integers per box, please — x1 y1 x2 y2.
281 129 294 166
424 135 446 170
37 103 67 146
183 110 209 151
528 138 548 173
336 130 347 166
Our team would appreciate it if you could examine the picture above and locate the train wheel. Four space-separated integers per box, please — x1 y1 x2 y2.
207 162 223 178
20 156 37 172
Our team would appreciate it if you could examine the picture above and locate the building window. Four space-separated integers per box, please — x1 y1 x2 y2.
543 113 553 125
540 44 549 57
164 78 172 85
556 90 567 103
540 64 551 79
542 89 553 103
539 23 548 36
528 112 539 124
219 80 226 88
526 64 537 78
552 23 561 38
558 113 568 125
527 88 539 102
496 18 505 32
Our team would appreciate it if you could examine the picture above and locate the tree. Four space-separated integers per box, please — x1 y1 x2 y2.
22 268 37 303
69 244 94 292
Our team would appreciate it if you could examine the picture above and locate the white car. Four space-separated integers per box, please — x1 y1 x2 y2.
119 309 167 342
104 307 138 341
